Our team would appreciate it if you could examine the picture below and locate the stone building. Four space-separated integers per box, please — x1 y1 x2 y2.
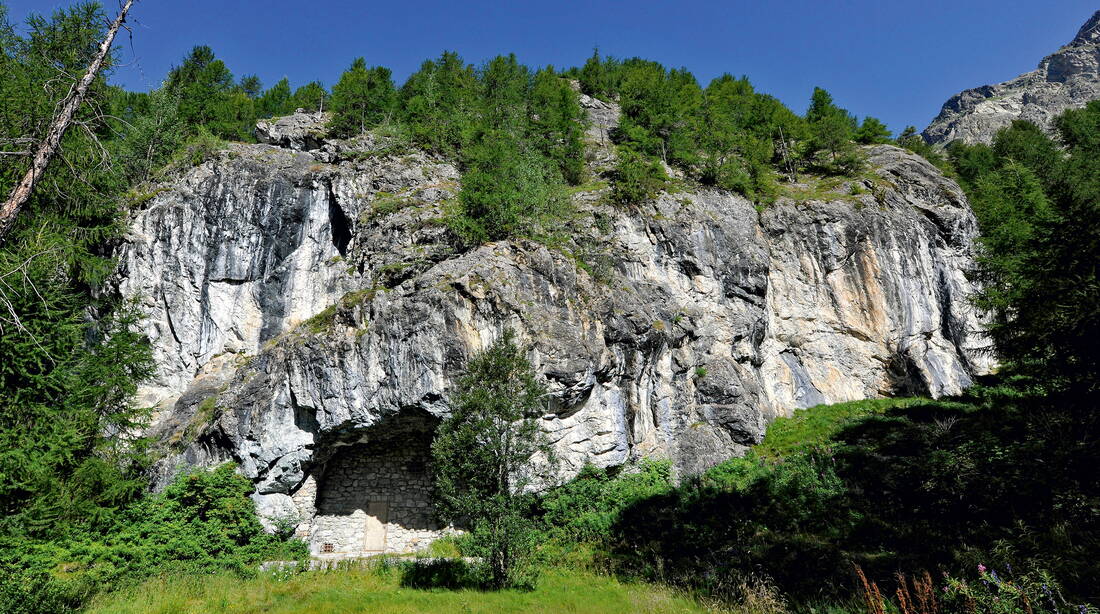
288 411 445 556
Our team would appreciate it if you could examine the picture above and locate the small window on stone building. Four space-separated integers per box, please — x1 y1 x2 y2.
321 543 334 553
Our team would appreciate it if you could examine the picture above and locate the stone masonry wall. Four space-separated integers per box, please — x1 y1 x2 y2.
298 431 442 556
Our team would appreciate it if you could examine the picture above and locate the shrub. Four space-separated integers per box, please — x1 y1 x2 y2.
165 126 225 173
610 149 667 205
0 464 306 607
943 565 1094 614
535 459 673 543
0 570 80 614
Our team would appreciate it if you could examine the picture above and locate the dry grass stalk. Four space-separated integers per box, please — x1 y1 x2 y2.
855 566 886 614
737 577 789 614
895 571 939 614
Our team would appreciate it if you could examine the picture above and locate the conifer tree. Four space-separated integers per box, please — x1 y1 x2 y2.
579 49 608 97
400 51 479 157
806 87 860 173
855 116 892 144
0 2 156 537
238 74 262 99
529 66 586 185
456 130 567 242
257 77 292 117
328 58 395 137
432 330 551 589
290 81 327 113
165 46 236 131
480 54 531 135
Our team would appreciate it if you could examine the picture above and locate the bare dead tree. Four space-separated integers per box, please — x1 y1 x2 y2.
0 0 138 243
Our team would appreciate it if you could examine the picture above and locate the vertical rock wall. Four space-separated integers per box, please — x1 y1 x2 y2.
118 112 992 549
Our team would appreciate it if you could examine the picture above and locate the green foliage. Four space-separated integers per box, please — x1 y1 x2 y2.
328 58 396 138
897 125 952 172
479 53 531 134
691 74 794 200
167 125 226 171
610 148 667 205
257 77 292 118
239 74 262 99
578 49 617 99
992 119 1063 182
603 390 1100 602
854 116 892 144
529 67 586 185
165 45 255 141
947 138 997 182
951 109 1100 394
453 130 570 243
534 459 672 543
0 569 79 614
0 4 162 542
578 56 823 202
943 565 1091 614
405 58 586 242
806 87 862 174
0 465 306 612
400 51 479 158
967 160 1055 331
109 88 187 184
431 330 552 589
290 81 328 113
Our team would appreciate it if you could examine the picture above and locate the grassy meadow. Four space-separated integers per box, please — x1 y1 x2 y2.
84 565 721 614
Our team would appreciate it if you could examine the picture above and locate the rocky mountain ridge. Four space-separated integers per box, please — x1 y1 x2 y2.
924 10 1100 145
115 100 992 548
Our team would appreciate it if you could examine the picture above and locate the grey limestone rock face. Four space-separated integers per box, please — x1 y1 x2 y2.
924 10 1100 145
117 102 992 547
255 111 330 151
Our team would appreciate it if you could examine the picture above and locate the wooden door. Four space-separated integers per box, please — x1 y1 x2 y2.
363 501 389 552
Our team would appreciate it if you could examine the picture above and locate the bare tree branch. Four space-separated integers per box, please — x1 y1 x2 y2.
0 0 138 243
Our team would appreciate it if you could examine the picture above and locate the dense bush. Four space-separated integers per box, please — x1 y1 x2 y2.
454 130 569 243
522 390 1098 608
0 465 305 613
603 393 1097 603
610 148 667 205
0 569 80 614
533 459 673 543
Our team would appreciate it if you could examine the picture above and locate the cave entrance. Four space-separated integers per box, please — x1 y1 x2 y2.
304 411 442 556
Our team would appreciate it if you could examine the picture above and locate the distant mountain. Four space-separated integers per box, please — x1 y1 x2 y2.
924 10 1100 145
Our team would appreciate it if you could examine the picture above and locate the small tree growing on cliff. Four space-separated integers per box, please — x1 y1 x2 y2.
431 330 551 589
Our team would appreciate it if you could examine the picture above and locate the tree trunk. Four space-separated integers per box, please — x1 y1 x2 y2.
0 0 137 243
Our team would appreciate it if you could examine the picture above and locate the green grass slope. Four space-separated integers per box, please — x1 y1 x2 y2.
85 566 717 614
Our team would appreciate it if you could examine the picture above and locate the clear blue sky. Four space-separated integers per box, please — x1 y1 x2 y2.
4 1 1098 134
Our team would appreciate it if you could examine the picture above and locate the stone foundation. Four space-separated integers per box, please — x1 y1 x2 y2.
291 414 445 555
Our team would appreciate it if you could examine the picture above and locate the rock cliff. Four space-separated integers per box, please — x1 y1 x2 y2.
115 104 992 552
924 10 1100 145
